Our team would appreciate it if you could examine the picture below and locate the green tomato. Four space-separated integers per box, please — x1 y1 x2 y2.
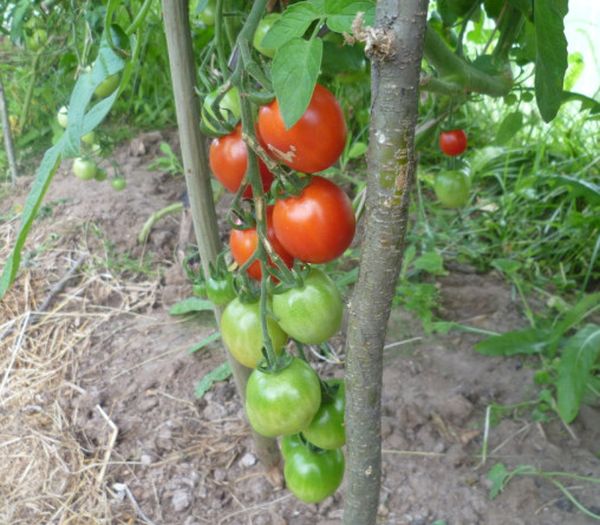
253 13 280 58
272 268 343 345
94 168 108 182
94 74 120 99
111 177 127 191
302 380 345 450
27 28 48 52
206 274 236 306
201 87 241 134
197 0 216 25
245 357 321 437
57 106 68 128
281 434 303 460
284 441 345 503
433 170 471 208
81 131 96 145
72 158 97 180
221 298 287 369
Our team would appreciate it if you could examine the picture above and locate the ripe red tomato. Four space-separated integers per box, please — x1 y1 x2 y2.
230 206 294 280
209 125 274 197
439 129 467 156
273 176 355 263
257 84 346 173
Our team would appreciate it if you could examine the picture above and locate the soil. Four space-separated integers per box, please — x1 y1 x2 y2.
1 131 599 525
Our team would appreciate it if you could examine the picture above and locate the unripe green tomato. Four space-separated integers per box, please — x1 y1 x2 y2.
94 74 120 98
253 13 280 58
72 158 97 180
302 380 345 450
28 28 48 52
81 131 96 145
201 87 241 134
433 170 471 208
94 169 108 182
111 177 127 191
57 106 68 128
221 298 287 368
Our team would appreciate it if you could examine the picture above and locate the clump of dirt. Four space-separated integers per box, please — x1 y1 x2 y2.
1 132 599 525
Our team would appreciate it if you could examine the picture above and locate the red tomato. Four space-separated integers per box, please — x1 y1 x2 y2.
273 176 355 264
209 124 274 197
439 129 467 156
230 206 294 280
257 84 347 173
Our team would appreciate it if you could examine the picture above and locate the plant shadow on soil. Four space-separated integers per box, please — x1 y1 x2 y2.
1 132 599 525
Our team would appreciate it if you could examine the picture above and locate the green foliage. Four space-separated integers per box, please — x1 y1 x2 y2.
169 297 214 316
195 361 232 398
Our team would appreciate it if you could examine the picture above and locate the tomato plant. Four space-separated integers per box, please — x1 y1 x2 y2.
192 281 207 298
257 84 347 173
283 439 345 503
253 13 280 58
433 170 471 208
280 433 303 459
72 158 97 180
206 273 236 305
196 0 216 26
272 267 343 344
94 74 120 99
230 206 294 281
209 124 274 197
439 129 468 156
272 176 355 264
220 298 288 369
245 357 321 437
94 169 108 182
202 86 241 134
302 380 345 450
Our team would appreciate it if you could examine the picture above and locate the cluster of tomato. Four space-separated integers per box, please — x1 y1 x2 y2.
434 129 470 208
57 73 126 191
202 82 353 503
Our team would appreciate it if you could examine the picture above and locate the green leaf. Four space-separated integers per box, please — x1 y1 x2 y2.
187 331 221 354
564 52 584 91
534 0 569 122
561 91 600 114
195 362 232 398
474 327 550 356
547 175 600 206
0 142 63 299
487 463 510 499
550 293 600 351
495 111 523 145
324 0 375 34
491 258 521 275
272 37 323 129
262 2 320 49
556 324 600 423
169 297 214 316
413 251 448 276
347 141 368 160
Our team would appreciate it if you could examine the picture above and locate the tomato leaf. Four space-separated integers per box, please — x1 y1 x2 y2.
169 297 214 315
187 331 221 354
272 37 323 129
261 2 320 49
556 324 600 423
324 0 375 34
534 0 568 122
474 327 551 356
195 362 232 398
487 463 510 499
495 111 523 145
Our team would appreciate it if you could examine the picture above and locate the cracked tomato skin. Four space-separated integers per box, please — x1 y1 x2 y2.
229 207 294 281
220 298 288 369
209 124 274 197
257 84 346 173
245 357 321 437
272 268 342 344
272 176 355 264
439 129 467 156
283 441 345 503
302 379 345 450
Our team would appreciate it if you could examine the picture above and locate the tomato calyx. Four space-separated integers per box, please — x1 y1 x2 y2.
256 349 294 374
